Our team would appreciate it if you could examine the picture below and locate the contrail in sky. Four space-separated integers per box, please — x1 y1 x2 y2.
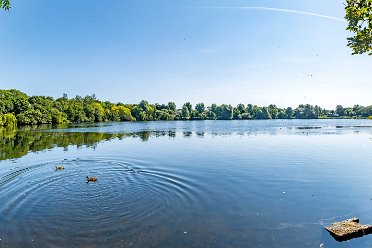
192 6 346 22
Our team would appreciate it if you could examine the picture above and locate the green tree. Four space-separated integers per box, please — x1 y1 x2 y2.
255 107 271 119
215 104 233 120
268 104 279 119
233 107 241 119
51 108 69 124
167 102 177 112
285 107 294 119
3 88 372 126
92 102 105 122
181 105 190 119
233 104 246 119
277 110 288 119
65 99 88 123
314 105 324 117
111 105 135 121
206 103 218 119
294 104 317 119
184 102 193 118
28 96 54 123
353 104 363 115
361 105 372 117
344 107 355 117
17 108 42 125
131 100 155 121
0 113 17 128
156 109 176 120
345 0 372 55
240 112 252 119
0 0 10 11
336 105 345 116
195 103 205 114
245 104 254 116
237 104 246 114
0 89 29 114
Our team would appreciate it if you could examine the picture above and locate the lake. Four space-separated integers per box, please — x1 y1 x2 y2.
1 119 372 247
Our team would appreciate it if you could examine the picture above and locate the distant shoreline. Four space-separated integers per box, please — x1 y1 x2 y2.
0 89 371 128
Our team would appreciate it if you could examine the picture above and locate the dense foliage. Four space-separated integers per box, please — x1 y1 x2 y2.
345 0 372 55
0 0 10 11
0 89 371 127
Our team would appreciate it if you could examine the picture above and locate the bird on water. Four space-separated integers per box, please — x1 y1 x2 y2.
86 176 97 182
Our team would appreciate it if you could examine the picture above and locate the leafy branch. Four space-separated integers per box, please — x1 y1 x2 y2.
0 0 11 11
345 0 372 55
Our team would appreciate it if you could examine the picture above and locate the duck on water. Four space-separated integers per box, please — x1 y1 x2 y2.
86 176 97 182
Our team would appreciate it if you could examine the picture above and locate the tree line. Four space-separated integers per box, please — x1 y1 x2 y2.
0 89 371 128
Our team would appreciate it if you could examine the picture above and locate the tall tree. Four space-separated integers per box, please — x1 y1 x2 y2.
215 104 233 120
195 103 205 114
184 102 192 114
268 104 279 119
335 105 345 116
167 102 177 112
181 105 190 119
285 107 294 119
345 0 372 55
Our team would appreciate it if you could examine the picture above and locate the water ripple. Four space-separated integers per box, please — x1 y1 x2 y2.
0 157 201 246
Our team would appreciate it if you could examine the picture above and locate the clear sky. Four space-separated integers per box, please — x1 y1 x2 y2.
0 0 371 109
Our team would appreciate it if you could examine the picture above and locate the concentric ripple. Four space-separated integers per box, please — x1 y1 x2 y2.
0 157 201 247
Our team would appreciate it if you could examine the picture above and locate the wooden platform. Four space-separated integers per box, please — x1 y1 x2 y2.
325 218 372 242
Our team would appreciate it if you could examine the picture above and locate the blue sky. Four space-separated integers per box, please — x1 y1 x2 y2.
0 0 370 109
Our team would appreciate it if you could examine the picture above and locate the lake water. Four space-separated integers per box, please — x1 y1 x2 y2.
1 119 372 247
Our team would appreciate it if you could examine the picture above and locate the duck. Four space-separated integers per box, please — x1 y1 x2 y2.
86 176 97 182
55 166 65 170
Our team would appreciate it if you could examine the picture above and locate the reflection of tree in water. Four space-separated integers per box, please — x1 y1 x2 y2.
0 129 119 160
183 131 192 138
168 131 176 138
137 131 150 142
196 131 204 138
0 128 179 161
119 130 177 142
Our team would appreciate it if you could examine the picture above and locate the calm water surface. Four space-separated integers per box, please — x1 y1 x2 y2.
1 120 372 247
